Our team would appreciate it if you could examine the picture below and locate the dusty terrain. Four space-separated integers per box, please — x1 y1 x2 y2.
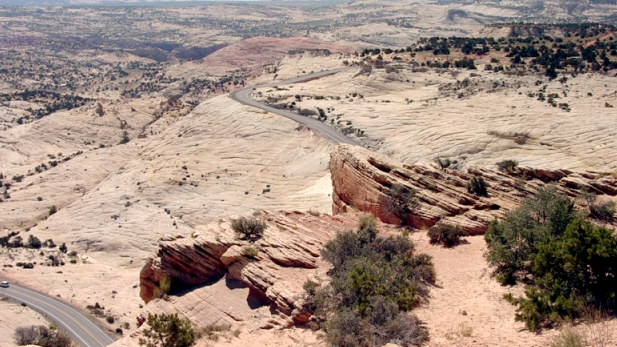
0 297 49 347
1 0 617 346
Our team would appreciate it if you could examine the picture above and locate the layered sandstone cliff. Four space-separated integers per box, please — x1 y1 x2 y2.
139 210 368 329
330 144 617 235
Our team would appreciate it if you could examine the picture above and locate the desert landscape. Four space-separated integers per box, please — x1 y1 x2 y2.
1 0 617 347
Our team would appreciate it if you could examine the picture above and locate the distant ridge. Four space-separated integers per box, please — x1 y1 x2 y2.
0 0 223 6
0 0 349 6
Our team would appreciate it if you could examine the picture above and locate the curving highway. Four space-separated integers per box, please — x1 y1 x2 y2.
231 67 361 146
0 284 116 347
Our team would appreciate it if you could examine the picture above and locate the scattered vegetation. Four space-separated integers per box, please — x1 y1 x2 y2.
242 246 258 259
485 186 617 330
467 176 488 197
26 235 42 249
428 223 467 247
550 325 585 347
496 159 519 173
230 216 267 242
416 24 617 78
195 323 231 342
304 215 435 347
306 208 321 217
589 200 615 223
384 183 418 225
86 302 106 317
14 325 73 347
139 313 196 347
435 157 451 169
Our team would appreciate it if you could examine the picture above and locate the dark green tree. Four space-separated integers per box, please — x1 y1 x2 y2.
515 219 617 330
305 216 435 346
138 313 196 347
485 187 617 330
485 186 576 285
27 235 42 249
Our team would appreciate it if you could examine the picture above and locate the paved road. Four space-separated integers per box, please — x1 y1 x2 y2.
231 67 361 146
0 284 116 347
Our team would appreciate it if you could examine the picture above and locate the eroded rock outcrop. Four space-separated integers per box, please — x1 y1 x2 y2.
138 144 617 334
139 210 365 328
331 144 617 235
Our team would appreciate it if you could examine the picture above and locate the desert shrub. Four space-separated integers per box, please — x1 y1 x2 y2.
435 157 451 169
454 57 477 69
550 325 585 347
106 315 115 324
139 313 195 347
467 176 488 197
307 208 320 217
43 238 56 248
14 325 73 347
242 246 258 259
384 183 418 225
10 235 24 248
486 187 617 331
583 307 613 347
358 214 376 233
196 323 231 341
230 217 266 242
59 243 67 253
589 200 615 222
496 159 519 173
305 217 435 346
27 235 41 249
48 205 57 216
428 224 467 247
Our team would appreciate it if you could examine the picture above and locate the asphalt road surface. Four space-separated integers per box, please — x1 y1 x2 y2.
0 283 116 347
231 67 361 146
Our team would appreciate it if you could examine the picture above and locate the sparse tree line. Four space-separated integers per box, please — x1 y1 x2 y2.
1 229 76 268
0 90 91 122
357 23 617 78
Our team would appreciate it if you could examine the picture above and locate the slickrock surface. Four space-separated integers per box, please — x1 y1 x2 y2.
167 37 355 80
0 93 336 335
331 144 617 234
255 58 617 172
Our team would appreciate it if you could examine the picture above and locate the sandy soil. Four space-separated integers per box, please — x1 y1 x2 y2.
0 297 50 347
